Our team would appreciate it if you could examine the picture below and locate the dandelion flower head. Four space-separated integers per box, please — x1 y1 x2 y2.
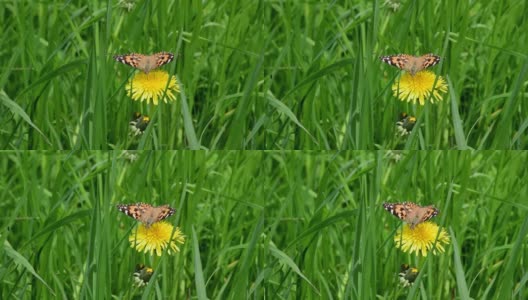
392 71 447 105
394 222 450 256
125 70 180 105
128 221 185 256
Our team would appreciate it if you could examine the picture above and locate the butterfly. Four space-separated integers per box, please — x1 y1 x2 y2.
383 202 439 229
380 53 440 76
113 52 174 74
116 203 176 227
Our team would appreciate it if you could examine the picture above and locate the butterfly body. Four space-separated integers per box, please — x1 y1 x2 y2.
113 52 174 74
116 203 175 227
380 54 440 76
383 202 439 229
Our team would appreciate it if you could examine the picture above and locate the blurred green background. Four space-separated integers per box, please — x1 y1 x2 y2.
2 150 527 298
2 0 527 149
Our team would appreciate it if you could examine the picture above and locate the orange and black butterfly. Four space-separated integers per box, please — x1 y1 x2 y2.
113 52 174 74
380 54 440 76
383 202 439 229
116 203 175 227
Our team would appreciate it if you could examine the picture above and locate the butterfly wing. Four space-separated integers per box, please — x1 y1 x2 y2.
113 53 144 69
406 203 439 228
116 202 152 221
153 52 174 68
419 53 441 69
380 54 411 70
417 205 439 223
383 202 409 220
152 205 176 223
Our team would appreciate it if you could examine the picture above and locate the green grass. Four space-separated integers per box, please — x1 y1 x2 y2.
2 151 527 299
1 1 527 149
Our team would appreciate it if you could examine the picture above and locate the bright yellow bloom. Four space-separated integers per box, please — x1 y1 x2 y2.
394 222 450 256
129 222 185 256
392 71 447 105
125 70 180 105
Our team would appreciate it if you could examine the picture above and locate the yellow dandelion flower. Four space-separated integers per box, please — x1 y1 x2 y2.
125 70 180 105
392 71 447 105
129 222 185 256
394 222 450 256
